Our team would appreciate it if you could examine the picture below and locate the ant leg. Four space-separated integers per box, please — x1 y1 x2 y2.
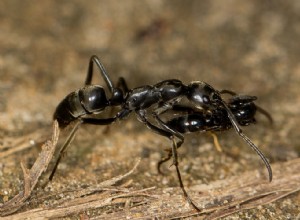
135 110 178 173
85 55 124 105
171 136 201 211
138 111 201 211
171 104 197 114
100 76 129 135
102 77 129 134
49 117 117 181
256 105 273 124
136 110 173 138
155 103 200 171
83 116 118 135
81 116 117 125
152 113 184 166
85 55 115 94
237 131 272 182
117 77 129 93
208 132 223 152
220 89 237 96
220 89 273 124
157 148 172 175
221 100 273 182
49 120 82 180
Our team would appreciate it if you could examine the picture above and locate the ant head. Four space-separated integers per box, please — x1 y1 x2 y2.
229 95 257 106
109 88 124 106
187 81 222 109
79 85 109 112
228 95 257 126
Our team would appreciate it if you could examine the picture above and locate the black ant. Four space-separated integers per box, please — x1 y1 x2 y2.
51 55 272 211
158 94 272 174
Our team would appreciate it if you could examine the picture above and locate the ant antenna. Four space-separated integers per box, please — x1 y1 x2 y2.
220 100 273 182
256 105 273 124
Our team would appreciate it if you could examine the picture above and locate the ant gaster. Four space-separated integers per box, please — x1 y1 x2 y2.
52 55 272 211
53 56 124 128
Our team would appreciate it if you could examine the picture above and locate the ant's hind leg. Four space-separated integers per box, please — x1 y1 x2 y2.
85 55 115 94
49 120 82 181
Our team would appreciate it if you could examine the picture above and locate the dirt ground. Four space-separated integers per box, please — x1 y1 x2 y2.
0 1 299 219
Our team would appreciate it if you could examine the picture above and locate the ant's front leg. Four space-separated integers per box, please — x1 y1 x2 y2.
135 110 173 138
117 77 129 94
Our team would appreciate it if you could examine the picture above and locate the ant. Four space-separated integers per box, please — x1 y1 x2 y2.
51 55 272 211
158 94 273 174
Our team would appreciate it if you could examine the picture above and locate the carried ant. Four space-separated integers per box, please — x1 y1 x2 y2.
51 55 272 211
158 94 272 174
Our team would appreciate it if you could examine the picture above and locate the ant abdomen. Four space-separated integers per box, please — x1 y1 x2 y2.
54 85 108 128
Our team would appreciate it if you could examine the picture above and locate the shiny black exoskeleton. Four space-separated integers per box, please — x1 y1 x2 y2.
54 55 124 128
166 95 260 134
52 55 272 212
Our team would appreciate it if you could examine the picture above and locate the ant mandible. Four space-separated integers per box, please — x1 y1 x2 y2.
52 55 272 211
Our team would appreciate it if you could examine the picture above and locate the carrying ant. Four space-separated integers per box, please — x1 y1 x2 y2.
51 55 272 211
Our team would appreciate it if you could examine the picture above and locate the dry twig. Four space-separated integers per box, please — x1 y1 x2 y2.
1 156 300 219
0 127 49 158
0 121 299 219
0 121 60 216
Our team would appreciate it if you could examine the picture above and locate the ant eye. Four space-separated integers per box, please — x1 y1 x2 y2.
211 93 220 101
202 95 210 104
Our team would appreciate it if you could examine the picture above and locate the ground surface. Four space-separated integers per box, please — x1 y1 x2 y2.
0 1 300 219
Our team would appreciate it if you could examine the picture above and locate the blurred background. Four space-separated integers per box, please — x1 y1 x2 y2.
0 0 299 218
